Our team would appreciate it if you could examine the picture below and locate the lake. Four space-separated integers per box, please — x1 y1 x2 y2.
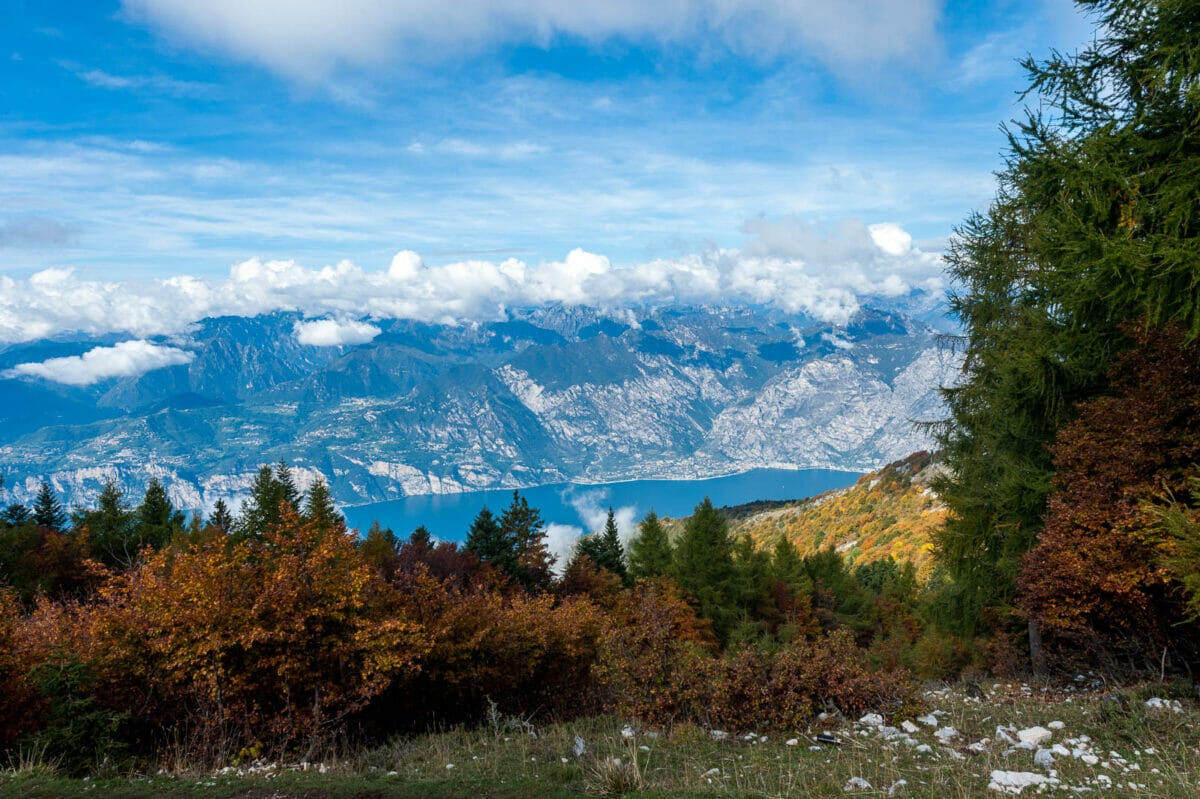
342 468 862 550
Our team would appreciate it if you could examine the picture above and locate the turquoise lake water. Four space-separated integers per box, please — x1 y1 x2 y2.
342 467 862 544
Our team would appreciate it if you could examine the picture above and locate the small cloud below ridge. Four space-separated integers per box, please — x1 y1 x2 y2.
3 340 194 386
294 318 382 346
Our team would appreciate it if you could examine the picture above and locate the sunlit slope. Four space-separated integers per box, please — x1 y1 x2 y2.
665 451 947 570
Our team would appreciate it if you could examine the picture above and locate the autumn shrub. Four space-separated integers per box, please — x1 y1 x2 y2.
0 588 41 752
1019 325 1200 674
706 631 917 731
77 508 428 757
376 568 611 727
594 577 717 728
602 590 917 732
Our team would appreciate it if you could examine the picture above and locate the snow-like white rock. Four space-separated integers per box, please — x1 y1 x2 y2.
1145 697 1184 713
917 713 939 727
1016 726 1052 746
844 776 873 792
1033 748 1055 768
858 713 884 727
988 770 1056 795
934 727 959 741
901 720 920 734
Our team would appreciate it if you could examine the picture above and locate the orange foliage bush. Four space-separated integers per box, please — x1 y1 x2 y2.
0 588 42 749
600 579 915 731
381 568 611 723
71 508 427 749
1019 325 1200 673
595 577 717 727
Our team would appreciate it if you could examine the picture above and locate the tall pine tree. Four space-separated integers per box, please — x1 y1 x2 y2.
499 491 554 591
671 497 736 640
933 0 1200 641
302 479 340 534
32 480 67 531
76 479 136 567
464 506 514 574
627 509 673 579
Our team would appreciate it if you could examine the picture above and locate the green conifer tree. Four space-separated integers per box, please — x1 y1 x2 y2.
409 525 433 549
627 509 673 579
32 479 67 531
598 507 626 578
933 0 1200 639
76 479 136 567
671 497 736 640
302 479 340 534
464 506 514 573
135 478 184 556
207 498 234 534
499 490 554 591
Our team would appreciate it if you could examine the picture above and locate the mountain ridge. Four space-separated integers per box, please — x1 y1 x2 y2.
0 304 959 513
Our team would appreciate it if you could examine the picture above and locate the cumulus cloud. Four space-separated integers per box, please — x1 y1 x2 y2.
3 340 194 386
564 488 640 543
0 218 943 344
294 318 382 346
121 0 939 83
544 522 584 574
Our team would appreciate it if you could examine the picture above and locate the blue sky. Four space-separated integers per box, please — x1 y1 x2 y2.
0 1 1095 344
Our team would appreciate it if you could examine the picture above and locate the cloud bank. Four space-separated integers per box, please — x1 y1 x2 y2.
3 340 194 386
0 218 943 345
293 318 382 347
122 0 939 82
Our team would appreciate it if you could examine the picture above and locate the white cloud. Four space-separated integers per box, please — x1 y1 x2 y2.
820 331 855 350
545 522 584 574
294 318 381 346
564 488 640 543
121 0 939 83
3 340 194 386
0 219 942 344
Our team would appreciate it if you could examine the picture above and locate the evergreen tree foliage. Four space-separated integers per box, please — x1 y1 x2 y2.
360 521 401 581
499 490 554 591
627 509 673 579
769 536 807 591
33 479 67 531
671 497 736 640
275 461 300 509
134 478 184 556
575 507 626 579
235 464 300 540
933 0 1200 638
1 504 29 527
804 549 877 637
302 479 340 534
464 506 514 574
409 525 433 549
728 533 776 642
207 499 234 534
75 479 136 568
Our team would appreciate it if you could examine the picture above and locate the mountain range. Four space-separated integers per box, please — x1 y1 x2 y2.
0 304 960 512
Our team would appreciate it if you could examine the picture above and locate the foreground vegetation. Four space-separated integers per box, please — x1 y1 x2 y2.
2 0 1200 791
4 683 1199 798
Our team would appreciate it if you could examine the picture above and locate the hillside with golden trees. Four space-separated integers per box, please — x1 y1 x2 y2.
664 452 946 574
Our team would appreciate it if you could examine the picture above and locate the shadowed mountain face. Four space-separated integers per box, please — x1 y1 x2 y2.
0 304 959 512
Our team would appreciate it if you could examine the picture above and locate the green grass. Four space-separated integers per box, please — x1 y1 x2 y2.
4 684 1199 798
